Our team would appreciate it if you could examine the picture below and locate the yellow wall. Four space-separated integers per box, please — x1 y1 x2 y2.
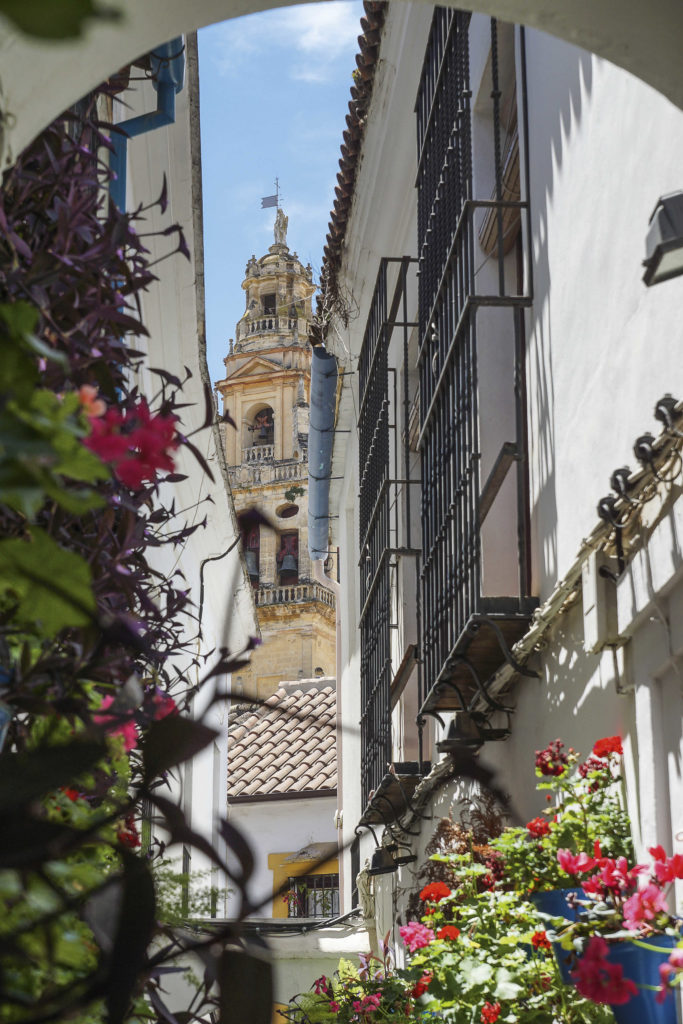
268 851 340 919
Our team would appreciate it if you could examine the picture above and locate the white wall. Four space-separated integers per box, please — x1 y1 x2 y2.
523 30 683 600
123 36 257 903
226 795 338 917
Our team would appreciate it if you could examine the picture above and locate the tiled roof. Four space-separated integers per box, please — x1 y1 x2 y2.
227 681 337 800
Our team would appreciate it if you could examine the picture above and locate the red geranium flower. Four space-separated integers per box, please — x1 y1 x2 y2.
437 925 460 941
593 736 623 758
531 930 552 951
411 972 433 997
480 1001 501 1023
572 936 638 1005
535 739 568 777
420 881 451 902
527 816 550 837
117 814 140 848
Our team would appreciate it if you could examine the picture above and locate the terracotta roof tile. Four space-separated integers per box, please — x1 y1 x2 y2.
228 684 337 800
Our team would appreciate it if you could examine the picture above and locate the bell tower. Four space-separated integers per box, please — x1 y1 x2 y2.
215 213 336 698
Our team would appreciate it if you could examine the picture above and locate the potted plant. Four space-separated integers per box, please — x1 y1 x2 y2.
550 844 683 1024
489 736 633 977
398 847 612 1023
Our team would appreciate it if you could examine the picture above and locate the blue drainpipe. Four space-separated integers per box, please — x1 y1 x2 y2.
109 37 186 211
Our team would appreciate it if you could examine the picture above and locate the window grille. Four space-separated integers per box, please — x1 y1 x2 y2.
358 258 419 803
286 873 339 919
416 11 536 716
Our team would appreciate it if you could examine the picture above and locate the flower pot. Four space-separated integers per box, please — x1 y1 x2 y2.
604 936 677 1024
530 888 583 983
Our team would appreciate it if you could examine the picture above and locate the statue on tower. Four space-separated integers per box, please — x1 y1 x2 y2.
274 208 288 247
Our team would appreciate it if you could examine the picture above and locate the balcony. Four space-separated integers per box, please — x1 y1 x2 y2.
242 444 274 463
416 9 537 721
236 315 309 343
228 455 307 490
255 582 335 609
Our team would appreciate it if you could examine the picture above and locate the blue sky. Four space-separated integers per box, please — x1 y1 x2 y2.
198 1 364 384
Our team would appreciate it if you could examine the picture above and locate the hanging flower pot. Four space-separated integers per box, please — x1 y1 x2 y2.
530 887 583 982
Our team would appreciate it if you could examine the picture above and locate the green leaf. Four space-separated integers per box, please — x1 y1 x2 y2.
104 850 156 1024
0 740 107 812
459 958 493 986
143 715 218 779
0 527 95 634
493 968 523 1000
0 0 120 40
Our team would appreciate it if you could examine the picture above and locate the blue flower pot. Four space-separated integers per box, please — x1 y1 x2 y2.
530 887 583 983
604 936 678 1024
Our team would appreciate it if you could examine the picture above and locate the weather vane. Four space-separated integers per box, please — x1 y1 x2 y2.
260 178 281 210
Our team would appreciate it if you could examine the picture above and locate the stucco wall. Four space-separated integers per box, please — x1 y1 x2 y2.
226 794 338 917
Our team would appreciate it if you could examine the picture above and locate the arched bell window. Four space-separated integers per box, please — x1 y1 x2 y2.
242 525 260 588
251 406 274 446
277 531 298 584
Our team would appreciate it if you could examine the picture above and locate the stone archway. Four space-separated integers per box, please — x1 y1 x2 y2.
1 0 683 167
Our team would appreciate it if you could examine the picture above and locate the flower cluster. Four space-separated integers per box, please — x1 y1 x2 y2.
534 738 569 777
572 936 638 1005
657 947 683 1003
83 395 179 490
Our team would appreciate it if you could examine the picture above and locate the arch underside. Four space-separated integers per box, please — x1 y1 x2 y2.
1 0 682 167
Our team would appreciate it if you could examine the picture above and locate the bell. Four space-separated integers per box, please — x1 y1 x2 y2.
245 550 259 579
367 846 398 876
280 554 298 573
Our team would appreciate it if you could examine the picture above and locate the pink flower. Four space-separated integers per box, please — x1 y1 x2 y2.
399 921 435 952
572 936 639 1005
150 690 177 720
623 883 668 930
84 399 179 490
329 1002 340 1013
94 695 138 751
313 975 328 995
655 949 683 1004
649 845 667 862
653 853 683 884
557 849 596 876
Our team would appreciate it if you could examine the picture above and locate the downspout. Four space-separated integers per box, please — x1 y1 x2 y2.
307 346 345 899
109 37 186 210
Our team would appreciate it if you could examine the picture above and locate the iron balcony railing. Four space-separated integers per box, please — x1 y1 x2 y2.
416 10 537 718
358 257 421 803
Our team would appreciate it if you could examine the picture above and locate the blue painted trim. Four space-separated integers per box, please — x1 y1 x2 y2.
109 37 185 211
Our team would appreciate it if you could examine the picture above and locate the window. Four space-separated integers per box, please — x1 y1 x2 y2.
262 293 276 315
416 11 536 719
286 873 339 918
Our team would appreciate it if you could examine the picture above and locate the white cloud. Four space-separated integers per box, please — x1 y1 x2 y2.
207 1 362 82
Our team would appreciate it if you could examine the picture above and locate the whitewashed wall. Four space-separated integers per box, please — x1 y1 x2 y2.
123 36 257 904
329 3 683 928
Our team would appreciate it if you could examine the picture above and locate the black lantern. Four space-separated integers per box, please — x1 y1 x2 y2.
643 192 683 286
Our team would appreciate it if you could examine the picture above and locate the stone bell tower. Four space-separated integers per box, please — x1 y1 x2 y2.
215 212 336 698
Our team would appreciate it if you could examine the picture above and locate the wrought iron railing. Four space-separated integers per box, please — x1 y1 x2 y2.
416 11 536 716
358 258 420 803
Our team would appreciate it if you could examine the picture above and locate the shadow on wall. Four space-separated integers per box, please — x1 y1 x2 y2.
525 37 594 598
